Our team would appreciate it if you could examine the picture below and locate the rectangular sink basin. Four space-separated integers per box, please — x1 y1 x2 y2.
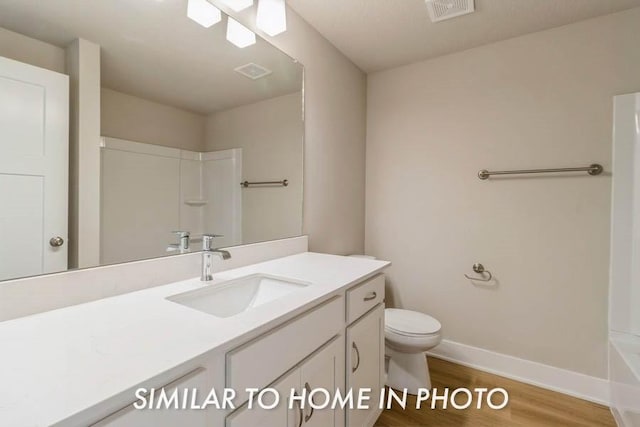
167 274 310 318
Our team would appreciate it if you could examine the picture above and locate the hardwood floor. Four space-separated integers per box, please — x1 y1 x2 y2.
375 357 615 426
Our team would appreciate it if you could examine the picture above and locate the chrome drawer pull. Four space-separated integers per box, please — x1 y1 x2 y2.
296 394 303 427
352 342 361 373
304 382 314 422
364 292 377 301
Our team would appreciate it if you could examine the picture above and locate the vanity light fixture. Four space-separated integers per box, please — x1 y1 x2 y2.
256 0 287 36
187 0 222 28
218 0 254 12
226 17 256 48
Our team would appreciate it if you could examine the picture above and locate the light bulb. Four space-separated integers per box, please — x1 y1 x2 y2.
256 0 286 36
187 0 221 28
226 17 256 48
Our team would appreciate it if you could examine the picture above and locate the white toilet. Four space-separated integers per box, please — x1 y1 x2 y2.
347 256 442 394
385 308 442 395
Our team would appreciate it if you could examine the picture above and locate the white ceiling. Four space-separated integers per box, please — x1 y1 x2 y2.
0 0 302 114
287 0 640 73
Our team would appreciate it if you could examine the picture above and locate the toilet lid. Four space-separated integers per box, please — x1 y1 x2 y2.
385 308 441 336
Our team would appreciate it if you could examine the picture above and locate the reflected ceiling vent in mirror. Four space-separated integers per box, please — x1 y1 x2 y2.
425 0 475 22
234 63 273 80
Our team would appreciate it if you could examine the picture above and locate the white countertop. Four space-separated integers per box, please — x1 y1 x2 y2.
0 252 389 427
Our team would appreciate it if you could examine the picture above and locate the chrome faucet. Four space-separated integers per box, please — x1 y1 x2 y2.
167 231 190 253
201 234 231 281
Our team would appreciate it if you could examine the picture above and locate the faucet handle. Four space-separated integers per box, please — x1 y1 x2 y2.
172 231 190 237
202 234 224 251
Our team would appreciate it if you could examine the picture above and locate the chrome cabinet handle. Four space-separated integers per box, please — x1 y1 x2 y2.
364 291 377 301
296 393 303 427
352 342 361 373
304 382 314 422
49 236 64 247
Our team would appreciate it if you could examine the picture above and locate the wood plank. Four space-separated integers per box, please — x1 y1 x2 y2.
375 357 615 426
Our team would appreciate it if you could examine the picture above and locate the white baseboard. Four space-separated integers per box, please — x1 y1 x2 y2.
611 407 624 427
427 339 610 405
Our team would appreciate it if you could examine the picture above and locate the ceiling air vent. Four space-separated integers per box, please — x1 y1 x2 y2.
425 0 475 22
234 62 273 80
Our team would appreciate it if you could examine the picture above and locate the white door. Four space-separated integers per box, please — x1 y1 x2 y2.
0 56 69 281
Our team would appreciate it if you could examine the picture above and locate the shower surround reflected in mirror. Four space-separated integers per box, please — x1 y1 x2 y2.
0 0 303 282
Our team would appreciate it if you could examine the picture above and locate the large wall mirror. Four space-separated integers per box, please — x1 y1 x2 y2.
0 0 304 282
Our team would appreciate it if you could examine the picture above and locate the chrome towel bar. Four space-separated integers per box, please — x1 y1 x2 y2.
478 163 603 180
241 179 289 188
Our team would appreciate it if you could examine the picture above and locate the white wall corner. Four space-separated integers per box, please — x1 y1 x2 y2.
65 38 101 269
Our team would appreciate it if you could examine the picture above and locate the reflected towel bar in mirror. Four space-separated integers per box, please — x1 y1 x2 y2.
241 179 289 188
478 163 603 180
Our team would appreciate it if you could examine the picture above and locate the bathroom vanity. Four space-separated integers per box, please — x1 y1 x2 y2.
0 252 389 427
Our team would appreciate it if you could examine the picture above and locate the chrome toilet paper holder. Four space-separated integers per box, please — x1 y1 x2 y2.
464 263 493 282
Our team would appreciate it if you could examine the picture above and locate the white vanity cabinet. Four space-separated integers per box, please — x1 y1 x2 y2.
226 274 385 427
86 273 386 427
91 368 212 427
299 337 345 427
226 367 299 427
225 296 344 406
226 337 344 427
346 275 386 427
0 251 390 427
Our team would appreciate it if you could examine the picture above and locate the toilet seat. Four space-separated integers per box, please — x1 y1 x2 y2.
384 308 442 354
385 308 441 336
386 328 439 338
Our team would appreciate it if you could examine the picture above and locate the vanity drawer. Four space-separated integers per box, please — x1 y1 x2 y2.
347 274 385 324
226 295 344 404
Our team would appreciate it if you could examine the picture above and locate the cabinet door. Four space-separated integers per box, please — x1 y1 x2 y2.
226 368 301 427
346 305 384 427
91 368 210 427
300 337 345 427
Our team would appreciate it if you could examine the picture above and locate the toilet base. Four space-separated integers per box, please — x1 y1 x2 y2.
385 345 431 395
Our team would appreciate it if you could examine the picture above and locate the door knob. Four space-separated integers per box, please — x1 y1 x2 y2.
49 236 64 247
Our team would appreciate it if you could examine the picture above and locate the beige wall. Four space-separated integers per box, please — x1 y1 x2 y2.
211 2 367 255
206 92 303 244
366 8 640 379
101 88 206 151
0 27 66 74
